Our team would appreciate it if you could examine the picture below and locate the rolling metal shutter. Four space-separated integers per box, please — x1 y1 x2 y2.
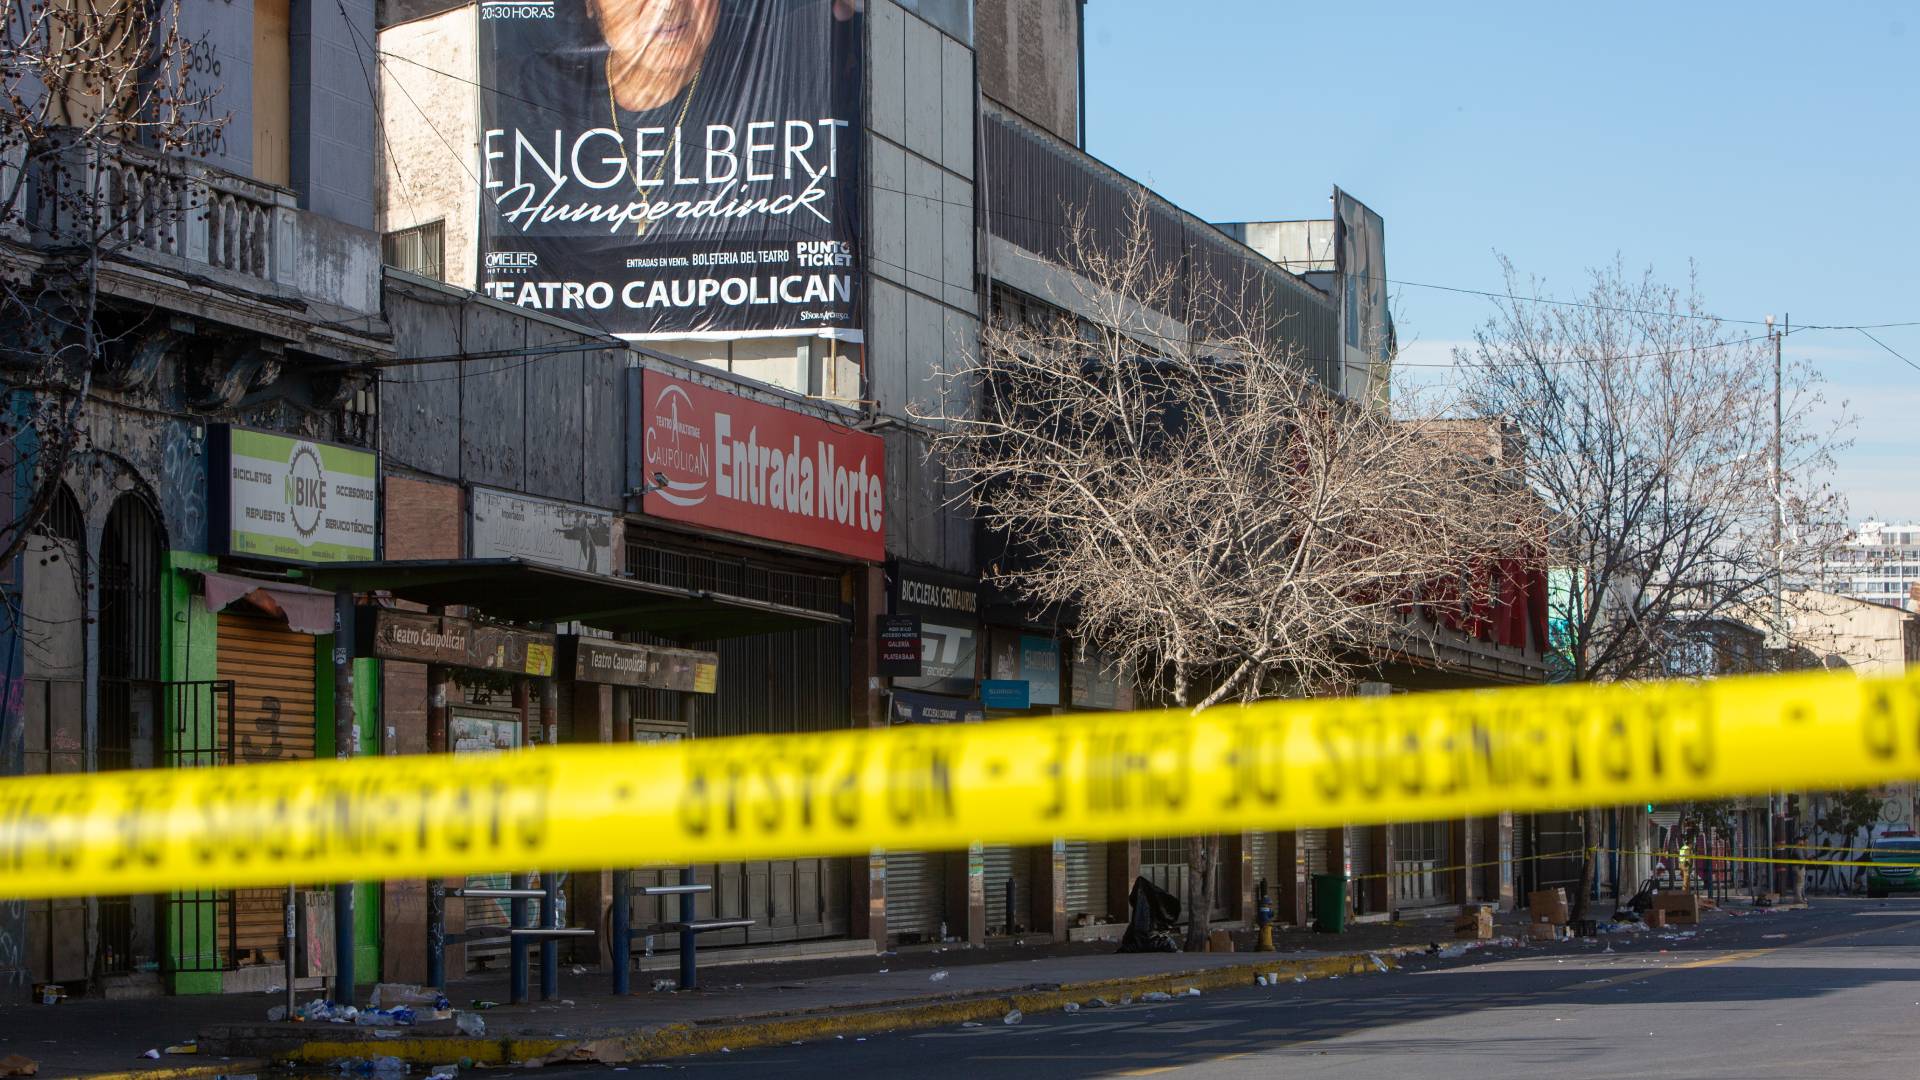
981 846 1014 934
1350 826 1379 913
886 850 946 941
1248 831 1279 898
217 612 316 966
1064 841 1108 924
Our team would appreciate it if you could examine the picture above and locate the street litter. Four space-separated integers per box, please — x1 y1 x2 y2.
371 983 449 1010
332 1055 407 1076
302 999 360 1023
355 1007 417 1027
267 1005 288 1021
1003 1009 1024 1025
1182 988 1201 997
1088 997 1112 1008
961 1022 983 1028
1763 934 1787 939
468 1000 500 1010
571 965 587 975
1293 975 1306 984
1369 954 1389 972
429 1067 460 1079
1256 975 1269 986
456 1013 486 1037
1139 991 1173 1002
930 970 948 981
141 1050 161 1059
651 979 677 992
1063 1002 1081 1012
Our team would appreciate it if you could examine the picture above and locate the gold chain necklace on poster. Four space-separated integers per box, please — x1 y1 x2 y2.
608 55 703 236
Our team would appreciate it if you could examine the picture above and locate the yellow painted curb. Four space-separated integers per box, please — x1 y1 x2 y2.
258 946 1429 1068
75 1060 267 1080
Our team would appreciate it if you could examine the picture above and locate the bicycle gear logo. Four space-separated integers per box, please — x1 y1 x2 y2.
284 444 328 540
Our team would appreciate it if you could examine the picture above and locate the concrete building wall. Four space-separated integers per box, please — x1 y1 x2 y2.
1787 589 1915 677
376 7 478 286
291 0 380 228
866 0 981 574
975 0 1080 145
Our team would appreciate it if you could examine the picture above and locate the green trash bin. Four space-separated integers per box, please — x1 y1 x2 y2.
1312 873 1348 933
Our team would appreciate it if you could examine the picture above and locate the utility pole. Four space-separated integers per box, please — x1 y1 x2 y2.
1766 314 1786 653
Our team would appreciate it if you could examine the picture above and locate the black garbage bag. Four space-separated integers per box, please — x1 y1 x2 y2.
1118 876 1183 953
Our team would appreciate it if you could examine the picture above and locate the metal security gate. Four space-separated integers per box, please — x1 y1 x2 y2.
625 540 855 944
1064 841 1108 925
1391 821 1456 908
216 612 318 967
1248 832 1279 900
159 680 238 974
981 846 1034 935
886 851 946 941
1526 812 1585 897
1141 838 1229 921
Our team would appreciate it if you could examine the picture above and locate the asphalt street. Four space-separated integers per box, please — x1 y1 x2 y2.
541 897 1920 1079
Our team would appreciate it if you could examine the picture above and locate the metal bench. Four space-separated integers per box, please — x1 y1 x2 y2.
610 872 755 993
438 876 592 1004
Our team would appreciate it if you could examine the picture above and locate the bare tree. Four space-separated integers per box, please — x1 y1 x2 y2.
920 198 1540 947
0 0 223 586
1455 258 1850 684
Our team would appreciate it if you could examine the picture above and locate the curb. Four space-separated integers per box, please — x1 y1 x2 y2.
75 1062 268 1080
213 946 1426 1068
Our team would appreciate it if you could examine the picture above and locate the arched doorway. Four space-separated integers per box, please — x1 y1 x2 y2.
97 493 164 977
22 485 87 988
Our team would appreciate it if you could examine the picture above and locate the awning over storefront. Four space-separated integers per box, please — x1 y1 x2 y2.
294 558 844 640
199 570 336 634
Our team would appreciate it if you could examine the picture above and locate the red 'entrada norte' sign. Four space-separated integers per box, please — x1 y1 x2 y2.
640 372 885 562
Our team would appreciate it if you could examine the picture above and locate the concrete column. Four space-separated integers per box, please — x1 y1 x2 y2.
949 843 985 944
1032 842 1067 941
1496 811 1517 910
847 566 888 946
569 682 615 967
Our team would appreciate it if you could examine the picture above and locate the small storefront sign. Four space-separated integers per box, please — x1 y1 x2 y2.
361 609 555 676
211 426 378 563
980 679 1030 711
889 564 979 696
470 486 616 573
563 636 718 694
638 371 885 561
887 689 984 725
876 614 922 677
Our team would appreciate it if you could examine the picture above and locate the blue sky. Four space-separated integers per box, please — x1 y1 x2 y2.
1082 1 1918 522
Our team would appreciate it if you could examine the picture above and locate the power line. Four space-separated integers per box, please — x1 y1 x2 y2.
1857 327 1920 374
376 49 1920 341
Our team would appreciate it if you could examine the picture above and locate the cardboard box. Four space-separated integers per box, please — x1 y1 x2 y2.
1526 921 1563 942
1453 910 1494 940
1206 928 1235 953
1527 887 1569 926
1652 891 1700 924
1644 908 1668 929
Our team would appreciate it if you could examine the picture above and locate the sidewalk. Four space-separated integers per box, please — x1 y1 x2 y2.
0 907 1580 1076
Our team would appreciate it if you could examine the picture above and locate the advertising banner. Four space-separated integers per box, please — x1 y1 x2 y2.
477 0 863 338
210 426 378 563
639 370 885 560
470 485 616 573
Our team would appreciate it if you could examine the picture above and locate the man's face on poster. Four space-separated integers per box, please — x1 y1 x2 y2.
591 0 722 111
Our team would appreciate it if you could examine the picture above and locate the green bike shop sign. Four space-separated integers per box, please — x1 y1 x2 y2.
210 426 378 563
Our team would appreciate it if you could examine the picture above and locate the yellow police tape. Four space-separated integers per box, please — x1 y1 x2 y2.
1345 847 1585 882
3 667 1919 901
1600 848 1920 872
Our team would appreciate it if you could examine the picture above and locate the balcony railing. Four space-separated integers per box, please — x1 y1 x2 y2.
22 132 295 288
